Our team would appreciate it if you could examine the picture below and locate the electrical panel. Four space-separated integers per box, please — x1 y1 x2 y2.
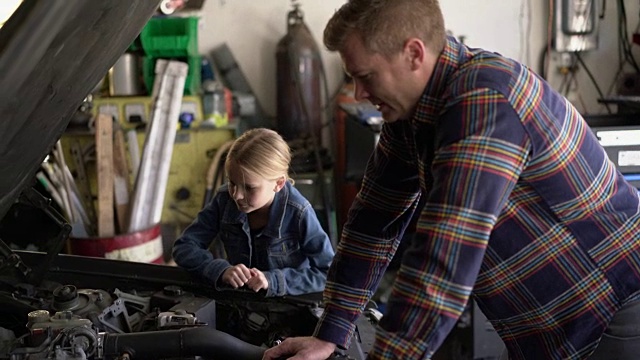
554 0 598 52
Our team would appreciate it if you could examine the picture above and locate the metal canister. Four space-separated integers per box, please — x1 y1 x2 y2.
275 3 323 142
109 53 143 96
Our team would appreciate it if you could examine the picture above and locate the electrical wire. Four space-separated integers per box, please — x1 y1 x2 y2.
524 0 532 65
574 78 590 112
546 0 554 79
538 0 554 80
574 52 613 114
519 0 525 62
559 64 576 97
617 0 640 72
519 0 531 64
600 0 638 113
604 58 627 97
203 140 234 207
538 46 549 80
559 72 570 95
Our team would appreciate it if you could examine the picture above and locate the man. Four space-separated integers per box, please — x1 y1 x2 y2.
263 0 640 359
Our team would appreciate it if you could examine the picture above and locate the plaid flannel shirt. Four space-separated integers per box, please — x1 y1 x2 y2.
315 36 640 359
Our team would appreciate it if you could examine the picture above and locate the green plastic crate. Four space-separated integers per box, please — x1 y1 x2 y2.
140 17 199 58
143 56 201 96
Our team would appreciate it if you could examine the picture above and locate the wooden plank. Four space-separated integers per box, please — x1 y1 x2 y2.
113 125 131 233
95 113 115 237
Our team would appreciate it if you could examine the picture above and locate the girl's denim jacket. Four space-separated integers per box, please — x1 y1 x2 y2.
172 182 334 297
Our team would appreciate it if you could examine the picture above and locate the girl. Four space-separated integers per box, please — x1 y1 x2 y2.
172 128 334 297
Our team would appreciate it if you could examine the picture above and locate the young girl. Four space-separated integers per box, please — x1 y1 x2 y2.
172 128 334 297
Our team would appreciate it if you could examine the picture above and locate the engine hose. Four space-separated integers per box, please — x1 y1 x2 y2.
204 140 234 207
101 326 265 360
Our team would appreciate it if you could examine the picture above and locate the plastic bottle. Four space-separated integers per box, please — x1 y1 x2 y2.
201 57 228 128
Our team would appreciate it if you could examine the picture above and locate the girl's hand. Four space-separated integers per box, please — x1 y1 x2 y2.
245 268 269 291
221 264 252 288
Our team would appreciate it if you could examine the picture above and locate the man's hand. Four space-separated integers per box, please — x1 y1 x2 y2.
221 264 252 288
262 336 336 360
246 268 269 292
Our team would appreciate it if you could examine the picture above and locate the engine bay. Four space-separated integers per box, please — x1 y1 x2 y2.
0 278 267 359
0 208 376 360
0 255 376 360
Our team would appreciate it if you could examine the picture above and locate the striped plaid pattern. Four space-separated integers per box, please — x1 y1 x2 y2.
314 36 640 359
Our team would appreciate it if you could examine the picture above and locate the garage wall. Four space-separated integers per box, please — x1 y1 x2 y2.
198 0 640 117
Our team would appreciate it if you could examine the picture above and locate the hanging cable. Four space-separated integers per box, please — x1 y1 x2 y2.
538 46 549 80
559 54 579 96
574 78 590 115
546 0 554 79
203 140 234 207
574 52 613 114
519 0 530 64
595 0 640 114
524 0 532 65
617 0 640 73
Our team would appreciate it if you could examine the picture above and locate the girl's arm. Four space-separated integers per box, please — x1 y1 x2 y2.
172 191 232 287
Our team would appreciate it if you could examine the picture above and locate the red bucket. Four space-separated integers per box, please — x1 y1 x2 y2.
68 224 164 264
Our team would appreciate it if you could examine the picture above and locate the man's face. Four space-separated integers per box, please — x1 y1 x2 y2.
340 33 424 122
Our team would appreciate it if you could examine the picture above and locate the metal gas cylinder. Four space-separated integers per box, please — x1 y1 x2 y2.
275 2 323 142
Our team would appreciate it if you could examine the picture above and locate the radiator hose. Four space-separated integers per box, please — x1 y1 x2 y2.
102 326 265 360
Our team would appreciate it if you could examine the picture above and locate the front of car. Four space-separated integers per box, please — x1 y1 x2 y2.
0 2 376 359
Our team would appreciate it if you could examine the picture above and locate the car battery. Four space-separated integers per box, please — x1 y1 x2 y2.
592 125 640 189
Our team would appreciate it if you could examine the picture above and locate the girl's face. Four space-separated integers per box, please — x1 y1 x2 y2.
226 161 285 214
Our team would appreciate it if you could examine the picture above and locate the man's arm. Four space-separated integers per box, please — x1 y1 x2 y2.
315 121 422 348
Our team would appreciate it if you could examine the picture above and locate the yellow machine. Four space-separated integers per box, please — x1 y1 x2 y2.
61 96 235 229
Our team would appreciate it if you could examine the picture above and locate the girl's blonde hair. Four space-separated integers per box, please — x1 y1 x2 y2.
225 128 293 184
324 0 446 58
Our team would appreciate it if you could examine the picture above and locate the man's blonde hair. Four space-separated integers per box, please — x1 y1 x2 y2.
324 0 446 57
225 128 293 184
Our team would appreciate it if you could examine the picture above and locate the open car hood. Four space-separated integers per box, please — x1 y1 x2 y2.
0 2 380 358
0 0 160 220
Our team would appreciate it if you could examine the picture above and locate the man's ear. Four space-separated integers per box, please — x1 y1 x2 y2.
404 37 426 71
274 177 286 192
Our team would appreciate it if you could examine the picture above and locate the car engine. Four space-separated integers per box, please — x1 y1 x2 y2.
0 281 377 360
0 280 274 359
0 189 375 360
